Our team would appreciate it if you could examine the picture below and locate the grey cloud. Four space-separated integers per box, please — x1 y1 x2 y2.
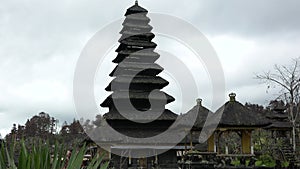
1 0 299 136
192 0 300 36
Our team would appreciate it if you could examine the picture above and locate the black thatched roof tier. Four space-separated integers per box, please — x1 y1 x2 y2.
269 100 286 112
116 44 155 52
103 109 177 121
121 24 153 32
116 49 158 56
123 17 150 26
119 32 155 42
111 62 162 70
115 47 154 54
125 1 148 16
109 67 162 77
264 121 293 130
264 109 292 130
214 93 271 128
105 76 169 91
112 54 159 63
109 75 168 84
125 13 150 21
120 27 153 37
109 62 163 77
119 39 157 48
120 23 153 35
91 120 188 142
266 111 289 120
113 50 159 63
101 91 175 108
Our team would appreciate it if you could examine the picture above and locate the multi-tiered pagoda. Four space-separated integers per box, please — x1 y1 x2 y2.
91 3 295 168
101 1 177 138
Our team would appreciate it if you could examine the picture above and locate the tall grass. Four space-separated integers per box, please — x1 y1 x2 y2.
0 140 108 169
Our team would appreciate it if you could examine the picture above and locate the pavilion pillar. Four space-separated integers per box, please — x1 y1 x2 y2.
207 133 215 152
241 130 252 154
225 145 229 155
190 131 193 150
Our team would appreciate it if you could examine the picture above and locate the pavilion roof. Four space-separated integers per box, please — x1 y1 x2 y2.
214 93 271 128
183 99 211 129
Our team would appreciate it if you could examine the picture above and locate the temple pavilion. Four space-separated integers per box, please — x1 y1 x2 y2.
177 93 270 157
207 93 270 156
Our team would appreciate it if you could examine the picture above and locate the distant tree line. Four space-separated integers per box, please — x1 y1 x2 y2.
4 112 104 149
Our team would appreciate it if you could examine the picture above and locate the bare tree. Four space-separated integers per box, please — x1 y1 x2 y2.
256 58 300 152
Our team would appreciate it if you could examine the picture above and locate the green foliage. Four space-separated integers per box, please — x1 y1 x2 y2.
282 161 289 167
231 159 240 166
256 154 276 167
0 140 109 169
231 156 283 167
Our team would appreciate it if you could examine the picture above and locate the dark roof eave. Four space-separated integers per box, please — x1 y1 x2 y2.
217 123 271 129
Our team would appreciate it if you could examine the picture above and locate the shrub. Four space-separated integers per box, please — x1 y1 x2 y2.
257 154 275 167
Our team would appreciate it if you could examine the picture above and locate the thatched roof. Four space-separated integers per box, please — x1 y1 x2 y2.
115 43 154 52
264 121 293 130
117 49 157 56
192 103 211 129
125 14 150 21
107 75 167 87
111 62 163 71
125 1 148 16
120 22 153 29
176 99 211 130
266 111 289 120
105 76 168 91
107 90 173 99
113 50 159 63
87 125 124 143
91 128 185 145
269 100 286 112
112 55 159 64
103 109 177 121
214 93 271 128
101 90 175 107
120 39 157 48
119 32 154 42
120 24 153 33
264 110 292 130
109 62 163 76
111 75 168 84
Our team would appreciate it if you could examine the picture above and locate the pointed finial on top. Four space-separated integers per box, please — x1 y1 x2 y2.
229 93 236 102
196 98 202 106
135 0 138 5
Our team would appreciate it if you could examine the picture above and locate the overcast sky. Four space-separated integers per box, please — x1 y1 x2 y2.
1 0 300 137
